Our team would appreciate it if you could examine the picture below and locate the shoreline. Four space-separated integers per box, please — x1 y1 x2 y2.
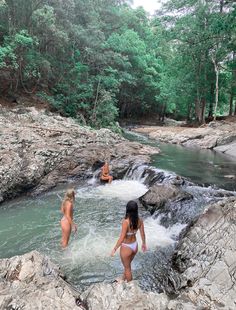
132 121 236 159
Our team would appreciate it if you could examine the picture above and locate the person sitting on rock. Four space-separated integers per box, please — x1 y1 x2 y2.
100 161 113 184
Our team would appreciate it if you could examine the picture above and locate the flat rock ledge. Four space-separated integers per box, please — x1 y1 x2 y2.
0 106 159 203
1 197 235 309
133 120 236 158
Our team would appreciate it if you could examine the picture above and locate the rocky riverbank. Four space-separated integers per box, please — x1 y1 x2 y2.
1 197 235 309
132 118 236 158
0 105 159 203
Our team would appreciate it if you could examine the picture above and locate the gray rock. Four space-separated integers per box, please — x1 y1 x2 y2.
170 197 236 309
82 281 169 310
0 251 81 310
0 107 160 203
133 121 236 158
139 183 193 214
214 141 236 157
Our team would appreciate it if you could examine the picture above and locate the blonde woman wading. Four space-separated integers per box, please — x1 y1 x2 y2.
60 188 77 248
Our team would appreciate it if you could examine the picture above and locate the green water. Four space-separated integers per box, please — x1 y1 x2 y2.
125 131 236 191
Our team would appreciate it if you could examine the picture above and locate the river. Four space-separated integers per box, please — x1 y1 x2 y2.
0 131 235 293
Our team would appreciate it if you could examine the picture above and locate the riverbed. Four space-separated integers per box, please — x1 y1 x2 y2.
0 132 235 293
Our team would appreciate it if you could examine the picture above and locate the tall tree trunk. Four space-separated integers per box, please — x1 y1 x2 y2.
92 76 101 123
212 57 219 121
195 98 201 123
160 104 166 122
229 52 236 116
187 102 192 121
201 98 206 123
195 64 202 123
208 83 214 118
229 92 234 116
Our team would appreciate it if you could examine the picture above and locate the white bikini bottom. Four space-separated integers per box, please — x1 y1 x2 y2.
121 241 138 252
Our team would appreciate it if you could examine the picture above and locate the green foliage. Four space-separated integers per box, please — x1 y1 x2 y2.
157 0 236 121
0 0 235 127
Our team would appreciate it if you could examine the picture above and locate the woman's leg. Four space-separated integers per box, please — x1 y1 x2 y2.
120 245 138 282
60 219 71 248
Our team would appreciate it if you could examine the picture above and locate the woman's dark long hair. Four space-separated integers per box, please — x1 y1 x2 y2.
125 200 139 230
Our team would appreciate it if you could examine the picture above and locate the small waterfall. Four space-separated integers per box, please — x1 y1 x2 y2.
124 164 150 181
124 163 184 187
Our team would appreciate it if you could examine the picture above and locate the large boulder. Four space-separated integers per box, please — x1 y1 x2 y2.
0 251 81 310
169 197 236 309
214 141 236 158
139 183 193 214
82 282 169 310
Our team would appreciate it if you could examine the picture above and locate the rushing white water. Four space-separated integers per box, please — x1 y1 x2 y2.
140 217 186 249
63 215 187 269
77 179 148 201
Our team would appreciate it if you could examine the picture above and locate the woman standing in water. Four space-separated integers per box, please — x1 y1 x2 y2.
60 188 77 248
111 200 147 282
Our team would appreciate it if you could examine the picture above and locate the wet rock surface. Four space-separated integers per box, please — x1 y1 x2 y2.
0 105 159 203
139 183 193 214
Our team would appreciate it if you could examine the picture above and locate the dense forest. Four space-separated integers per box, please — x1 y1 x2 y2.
0 0 235 128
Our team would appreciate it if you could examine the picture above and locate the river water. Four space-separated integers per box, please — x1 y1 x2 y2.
0 132 235 292
125 131 236 191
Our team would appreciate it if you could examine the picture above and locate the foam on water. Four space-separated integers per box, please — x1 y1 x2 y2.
76 180 148 201
138 216 186 249
61 215 186 267
63 229 116 266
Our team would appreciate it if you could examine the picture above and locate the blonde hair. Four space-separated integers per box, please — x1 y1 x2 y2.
62 188 75 208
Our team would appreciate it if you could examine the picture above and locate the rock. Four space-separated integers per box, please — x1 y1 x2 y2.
170 197 236 309
214 141 236 157
82 281 169 310
0 106 160 202
133 120 236 158
164 118 186 127
139 184 193 214
224 175 235 179
183 135 218 149
0 251 81 310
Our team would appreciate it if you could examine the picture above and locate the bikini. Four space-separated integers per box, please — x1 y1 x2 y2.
122 231 138 252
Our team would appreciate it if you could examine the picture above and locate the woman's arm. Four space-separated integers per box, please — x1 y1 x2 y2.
139 219 147 252
110 220 128 256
